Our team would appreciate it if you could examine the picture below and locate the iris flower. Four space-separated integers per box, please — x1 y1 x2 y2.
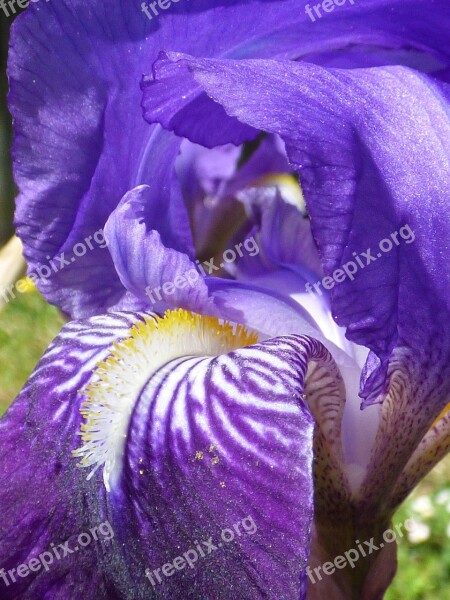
1 1 450 598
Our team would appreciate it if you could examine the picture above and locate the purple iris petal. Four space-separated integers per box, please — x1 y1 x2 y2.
234 187 323 279
9 0 450 317
6 0 324 317
144 54 259 146
144 53 450 411
104 185 212 313
115 334 321 599
5 1 450 597
220 135 293 199
175 141 242 211
0 310 348 599
174 140 244 259
0 313 143 599
103 191 358 366
305 44 447 72
175 135 291 259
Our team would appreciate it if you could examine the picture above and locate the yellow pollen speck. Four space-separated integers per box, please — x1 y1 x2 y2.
195 451 204 461
220 482 226 488
211 456 220 465
209 445 216 453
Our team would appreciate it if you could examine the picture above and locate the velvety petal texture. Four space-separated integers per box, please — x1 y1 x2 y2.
0 309 355 599
111 331 321 600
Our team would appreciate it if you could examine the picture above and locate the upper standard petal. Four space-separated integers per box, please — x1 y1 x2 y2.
9 0 450 316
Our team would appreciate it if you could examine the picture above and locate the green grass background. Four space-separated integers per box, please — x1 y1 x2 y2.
0 290 64 409
0 290 449 598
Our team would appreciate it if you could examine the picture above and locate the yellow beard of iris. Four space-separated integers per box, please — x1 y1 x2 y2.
73 309 258 491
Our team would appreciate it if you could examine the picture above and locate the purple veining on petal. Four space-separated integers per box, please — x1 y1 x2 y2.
0 309 352 599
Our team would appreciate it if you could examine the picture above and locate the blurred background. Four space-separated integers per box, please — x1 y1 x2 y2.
0 10 449 600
